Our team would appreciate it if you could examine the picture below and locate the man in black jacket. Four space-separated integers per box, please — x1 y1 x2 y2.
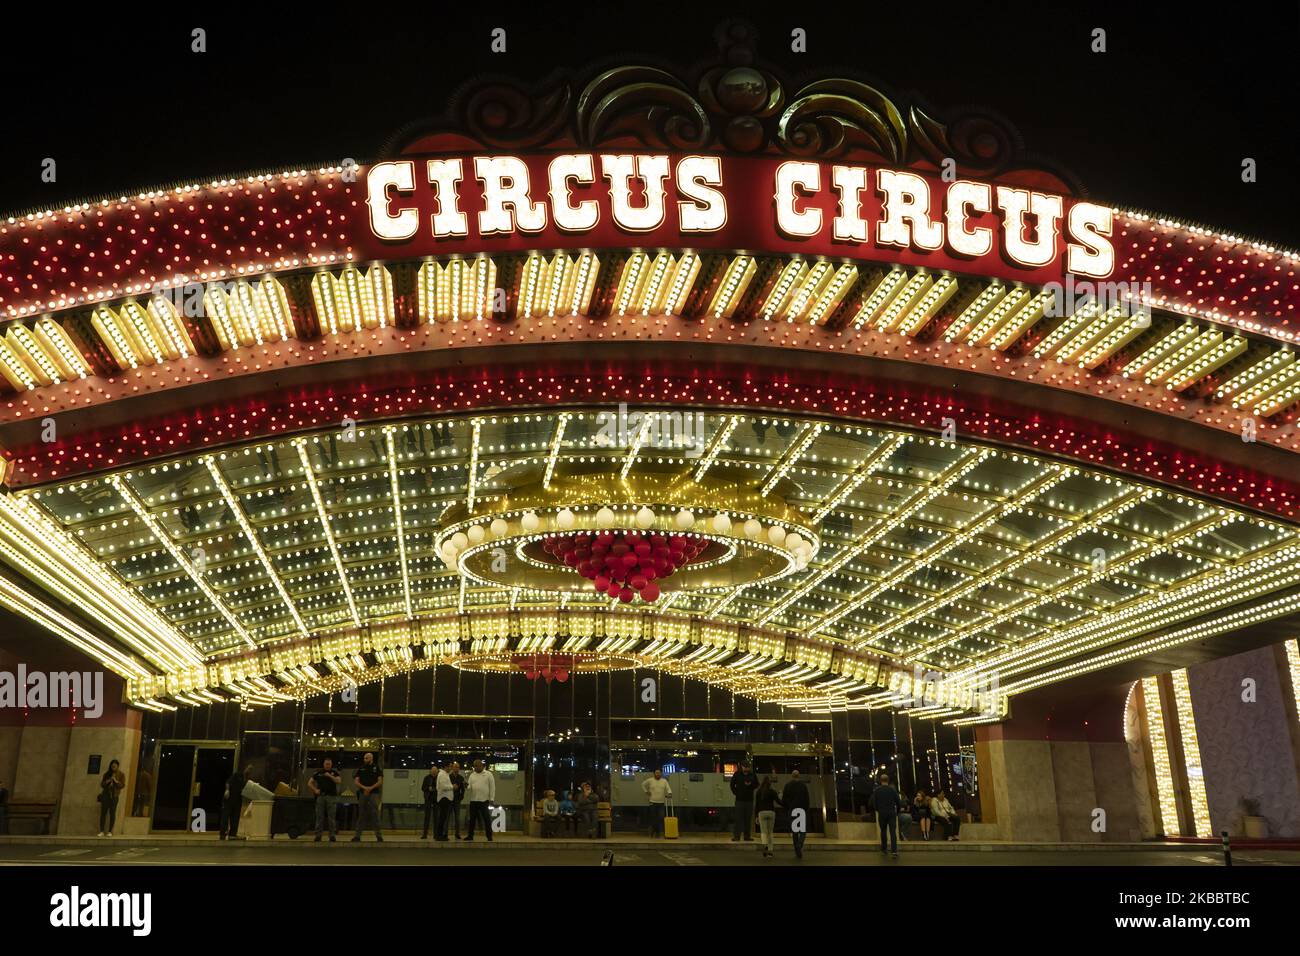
219 766 248 841
869 771 903 859
448 761 466 840
729 761 759 842
351 752 383 843
420 763 439 839
780 769 811 859
308 758 342 842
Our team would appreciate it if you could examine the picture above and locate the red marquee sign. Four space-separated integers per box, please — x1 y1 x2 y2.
361 152 1114 287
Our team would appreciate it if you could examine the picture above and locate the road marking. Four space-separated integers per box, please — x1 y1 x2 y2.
101 847 160 860
40 848 91 857
658 851 706 866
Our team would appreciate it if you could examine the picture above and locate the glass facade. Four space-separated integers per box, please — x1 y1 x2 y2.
132 664 979 833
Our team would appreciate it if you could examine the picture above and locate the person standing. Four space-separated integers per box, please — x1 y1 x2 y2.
220 765 248 840
576 782 599 838
780 769 811 860
869 771 903 859
729 761 759 842
420 763 439 840
754 776 779 858
97 759 125 837
931 790 961 841
132 767 153 818
449 761 466 840
435 762 455 841
642 769 672 837
464 759 496 842
309 758 342 842
351 752 383 843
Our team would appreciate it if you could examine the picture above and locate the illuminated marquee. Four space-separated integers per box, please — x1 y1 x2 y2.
365 153 1115 281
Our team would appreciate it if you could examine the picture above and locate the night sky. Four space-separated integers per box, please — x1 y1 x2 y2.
3 4 1298 244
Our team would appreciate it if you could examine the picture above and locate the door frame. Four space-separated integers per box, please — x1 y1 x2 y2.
150 739 239 834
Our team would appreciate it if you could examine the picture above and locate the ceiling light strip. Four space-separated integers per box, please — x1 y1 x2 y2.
760 423 823 497
620 412 656 480
1 495 204 669
812 448 989 634
292 439 362 628
467 419 482 511
384 427 414 619
109 474 255 648
542 413 571 489
202 456 308 637
875 487 1149 652
692 415 739 482
811 433 906 522
823 465 1070 638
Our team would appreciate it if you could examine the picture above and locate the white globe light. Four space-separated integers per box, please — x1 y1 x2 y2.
490 518 509 537
557 508 576 530
767 525 787 546
441 541 458 563
635 506 655 529
467 525 486 545
796 541 813 559
785 532 804 552
596 506 616 528
674 509 695 530
521 511 540 533
795 554 808 570
451 531 469 551
743 518 762 539
711 513 732 534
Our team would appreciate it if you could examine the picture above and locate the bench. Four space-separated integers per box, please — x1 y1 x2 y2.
5 801 56 834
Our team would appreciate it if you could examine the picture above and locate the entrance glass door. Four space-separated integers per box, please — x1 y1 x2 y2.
151 743 236 832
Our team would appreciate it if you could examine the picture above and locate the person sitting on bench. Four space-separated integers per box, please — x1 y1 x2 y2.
541 790 560 837
930 790 961 841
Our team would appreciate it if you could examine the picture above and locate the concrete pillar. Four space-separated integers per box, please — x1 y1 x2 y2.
978 681 1144 843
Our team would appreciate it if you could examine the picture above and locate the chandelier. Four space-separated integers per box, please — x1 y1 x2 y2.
541 530 707 603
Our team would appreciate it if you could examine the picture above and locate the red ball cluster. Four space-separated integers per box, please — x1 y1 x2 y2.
541 531 707 603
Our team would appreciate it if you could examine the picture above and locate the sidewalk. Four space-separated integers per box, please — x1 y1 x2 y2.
0 831 1215 852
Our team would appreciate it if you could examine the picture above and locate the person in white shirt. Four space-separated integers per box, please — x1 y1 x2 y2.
434 763 455 841
930 790 961 841
642 769 673 837
464 759 496 841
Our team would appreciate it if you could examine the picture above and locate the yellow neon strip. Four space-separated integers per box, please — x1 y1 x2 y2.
1170 668 1212 838
1142 677 1180 836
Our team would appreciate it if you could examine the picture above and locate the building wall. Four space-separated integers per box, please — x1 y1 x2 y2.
1185 644 1300 838
55 721 141 836
979 682 1145 843
0 647 137 834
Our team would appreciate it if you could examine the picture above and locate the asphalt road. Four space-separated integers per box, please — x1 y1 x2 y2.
3 842 1298 866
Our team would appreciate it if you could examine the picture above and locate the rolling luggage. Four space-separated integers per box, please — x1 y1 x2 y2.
663 799 679 839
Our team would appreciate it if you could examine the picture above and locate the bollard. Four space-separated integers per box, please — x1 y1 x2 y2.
1220 829 1232 867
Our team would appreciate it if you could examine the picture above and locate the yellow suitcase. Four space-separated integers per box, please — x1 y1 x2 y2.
663 801 679 839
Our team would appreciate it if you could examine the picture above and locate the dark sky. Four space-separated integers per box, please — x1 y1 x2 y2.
3 4 1299 243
